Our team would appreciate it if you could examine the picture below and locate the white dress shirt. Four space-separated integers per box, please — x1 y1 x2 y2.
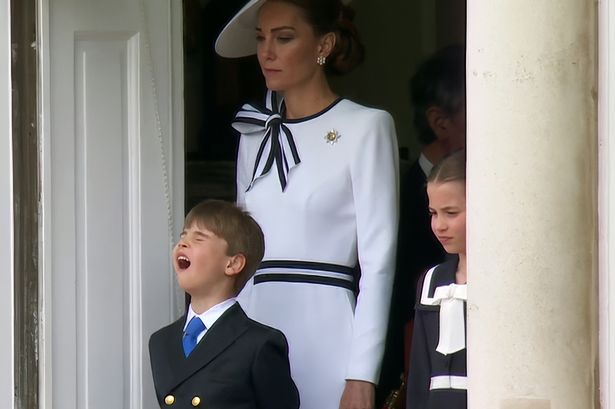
418 152 434 178
183 298 237 344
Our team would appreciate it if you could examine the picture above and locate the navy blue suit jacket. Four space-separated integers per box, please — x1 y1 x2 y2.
149 302 299 409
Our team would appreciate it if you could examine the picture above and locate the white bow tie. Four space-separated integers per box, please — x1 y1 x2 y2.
424 283 467 355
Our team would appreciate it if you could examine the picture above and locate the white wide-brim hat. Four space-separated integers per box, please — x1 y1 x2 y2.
215 0 352 58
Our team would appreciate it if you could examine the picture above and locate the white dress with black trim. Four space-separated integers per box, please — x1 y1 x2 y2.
233 90 399 409
406 257 467 409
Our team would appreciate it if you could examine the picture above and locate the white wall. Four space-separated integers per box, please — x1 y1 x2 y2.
0 0 15 408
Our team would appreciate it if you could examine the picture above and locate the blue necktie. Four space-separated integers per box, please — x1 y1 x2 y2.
183 317 206 357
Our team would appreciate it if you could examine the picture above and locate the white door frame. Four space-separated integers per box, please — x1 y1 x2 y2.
600 0 614 408
0 0 15 408
37 0 185 407
38 0 52 405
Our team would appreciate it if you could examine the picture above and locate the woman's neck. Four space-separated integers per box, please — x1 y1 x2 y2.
281 79 337 120
456 253 467 284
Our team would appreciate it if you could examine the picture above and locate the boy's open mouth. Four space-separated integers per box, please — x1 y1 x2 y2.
177 255 191 270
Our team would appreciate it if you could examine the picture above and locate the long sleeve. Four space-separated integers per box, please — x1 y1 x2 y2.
345 110 400 383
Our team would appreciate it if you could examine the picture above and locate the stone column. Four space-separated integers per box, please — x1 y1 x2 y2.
466 1 598 408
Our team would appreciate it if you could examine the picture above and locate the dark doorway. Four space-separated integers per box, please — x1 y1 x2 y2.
183 0 265 211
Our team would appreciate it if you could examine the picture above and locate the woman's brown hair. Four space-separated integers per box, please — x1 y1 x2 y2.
274 0 365 75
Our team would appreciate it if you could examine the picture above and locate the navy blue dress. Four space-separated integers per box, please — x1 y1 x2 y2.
406 257 467 409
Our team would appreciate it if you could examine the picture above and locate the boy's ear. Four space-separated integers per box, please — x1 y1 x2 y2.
225 254 246 277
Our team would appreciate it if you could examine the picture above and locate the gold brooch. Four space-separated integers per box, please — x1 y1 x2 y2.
325 129 341 145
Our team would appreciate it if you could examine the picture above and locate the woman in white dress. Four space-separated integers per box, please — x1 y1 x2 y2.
216 1 399 408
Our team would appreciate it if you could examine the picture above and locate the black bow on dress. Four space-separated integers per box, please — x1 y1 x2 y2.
232 90 301 192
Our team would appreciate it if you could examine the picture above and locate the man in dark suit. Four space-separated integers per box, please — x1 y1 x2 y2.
149 200 299 409
378 44 466 406
403 43 466 314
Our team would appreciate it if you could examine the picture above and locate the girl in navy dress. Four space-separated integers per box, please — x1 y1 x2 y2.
407 150 467 409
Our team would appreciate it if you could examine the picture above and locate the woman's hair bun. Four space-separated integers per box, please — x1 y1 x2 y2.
327 4 365 75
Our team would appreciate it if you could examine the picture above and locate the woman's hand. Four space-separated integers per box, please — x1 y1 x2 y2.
339 379 375 409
